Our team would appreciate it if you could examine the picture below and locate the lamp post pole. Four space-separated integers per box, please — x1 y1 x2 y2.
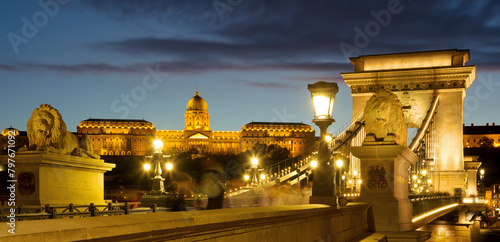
308 81 339 206
312 120 335 197
150 140 166 195
335 157 343 194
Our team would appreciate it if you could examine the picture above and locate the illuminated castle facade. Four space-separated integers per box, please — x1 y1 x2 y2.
76 91 315 157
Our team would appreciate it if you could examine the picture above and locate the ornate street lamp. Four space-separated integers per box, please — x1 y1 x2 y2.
150 140 166 194
165 162 173 171
245 157 264 186
308 81 339 206
140 139 175 208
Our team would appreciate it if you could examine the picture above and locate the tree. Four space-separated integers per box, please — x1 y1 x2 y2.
479 136 494 148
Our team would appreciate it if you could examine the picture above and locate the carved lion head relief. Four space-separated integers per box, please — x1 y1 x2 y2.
364 90 407 145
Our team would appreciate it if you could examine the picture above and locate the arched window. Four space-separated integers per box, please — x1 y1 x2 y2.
127 151 131 156
109 151 113 156
121 151 125 156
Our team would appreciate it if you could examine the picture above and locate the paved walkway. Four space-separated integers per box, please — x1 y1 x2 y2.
471 228 500 241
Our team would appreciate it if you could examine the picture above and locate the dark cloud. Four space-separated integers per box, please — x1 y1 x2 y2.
242 81 299 90
0 60 351 75
228 78 300 89
89 37 336 61
0 63 141 74
5 0 500 76
283 76 346 83
81 0 500 66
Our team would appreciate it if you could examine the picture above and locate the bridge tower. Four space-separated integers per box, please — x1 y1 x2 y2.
342 49 476 195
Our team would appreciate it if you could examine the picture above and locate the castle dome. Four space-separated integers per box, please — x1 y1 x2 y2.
186 91 208 112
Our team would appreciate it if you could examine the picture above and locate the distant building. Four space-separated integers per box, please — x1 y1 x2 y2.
0 91 316 157
240 122 315 157
77 119 156 156
492 184 500 217
1 127 29 151
77 90 315 157
463 123 500 148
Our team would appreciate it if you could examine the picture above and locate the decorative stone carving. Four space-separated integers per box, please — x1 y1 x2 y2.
367 166 388 191
26 104 99 159
363 90 407 145
18 172 35 195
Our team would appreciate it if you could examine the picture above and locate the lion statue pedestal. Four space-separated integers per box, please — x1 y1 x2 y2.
11 151 115 206
4 104 115 206
350 145 417 232
350 90 417 232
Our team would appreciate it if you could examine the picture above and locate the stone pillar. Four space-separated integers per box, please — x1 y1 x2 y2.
464 158 481 197
350 145 417 232
5 151 115 206
434 89 467 195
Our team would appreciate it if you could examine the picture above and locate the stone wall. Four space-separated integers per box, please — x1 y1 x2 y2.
0 203 370 241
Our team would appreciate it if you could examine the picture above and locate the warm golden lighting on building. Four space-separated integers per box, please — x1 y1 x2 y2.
244 174 250 181
143 163 151 171
311 160 318 168
165 162 173 171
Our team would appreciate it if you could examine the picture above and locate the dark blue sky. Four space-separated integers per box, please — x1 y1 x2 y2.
1 0 499 134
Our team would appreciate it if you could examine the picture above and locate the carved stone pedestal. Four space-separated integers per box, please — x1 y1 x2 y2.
4 151 115 206
350 145 417 232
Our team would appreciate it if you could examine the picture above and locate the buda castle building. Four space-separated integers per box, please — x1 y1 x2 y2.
76 91 316 157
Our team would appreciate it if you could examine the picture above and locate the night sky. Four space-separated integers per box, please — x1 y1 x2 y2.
1 0 500 135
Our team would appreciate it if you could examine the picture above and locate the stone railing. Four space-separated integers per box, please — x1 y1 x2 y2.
0 202 165 222
410 195 455 217
0 203 370 241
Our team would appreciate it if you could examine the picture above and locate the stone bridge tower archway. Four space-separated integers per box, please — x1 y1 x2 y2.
342 49 476 195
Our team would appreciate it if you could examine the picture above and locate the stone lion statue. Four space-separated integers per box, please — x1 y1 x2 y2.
26 104 100 159
363 90 407 145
